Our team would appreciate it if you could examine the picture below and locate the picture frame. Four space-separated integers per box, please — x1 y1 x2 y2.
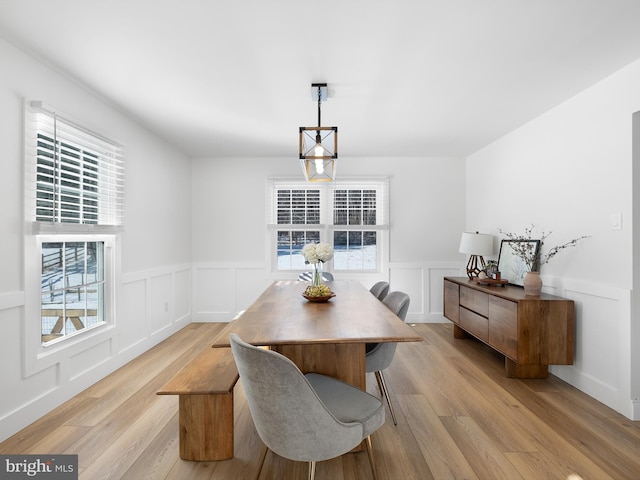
497 239 541 286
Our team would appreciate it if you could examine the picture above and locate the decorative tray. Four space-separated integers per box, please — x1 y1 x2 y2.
302 293 336 303
471 278 509 287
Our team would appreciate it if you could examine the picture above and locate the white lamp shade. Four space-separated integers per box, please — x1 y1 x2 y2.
459 232 494 256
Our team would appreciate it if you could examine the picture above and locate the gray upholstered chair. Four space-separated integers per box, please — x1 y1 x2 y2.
365 291 410 425
229 333 384 480
369 281 390 301
298 271 334 282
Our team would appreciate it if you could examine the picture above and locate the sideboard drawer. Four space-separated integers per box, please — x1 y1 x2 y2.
489 296 518 360
460 286 489 317
444 280 460 323
460 306 488 342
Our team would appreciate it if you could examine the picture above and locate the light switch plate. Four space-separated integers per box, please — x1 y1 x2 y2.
611 213 622 230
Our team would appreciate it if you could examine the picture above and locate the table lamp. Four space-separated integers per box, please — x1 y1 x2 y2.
459 232 494 278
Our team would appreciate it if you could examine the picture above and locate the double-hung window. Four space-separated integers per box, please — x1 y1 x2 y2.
25 101 124 349
268 178 388 273
332 187 381 270
275 187 322 270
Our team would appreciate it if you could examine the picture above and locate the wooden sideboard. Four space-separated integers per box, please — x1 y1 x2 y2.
443 277 575 378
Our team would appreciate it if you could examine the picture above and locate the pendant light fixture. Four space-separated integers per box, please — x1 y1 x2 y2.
299 83 338 182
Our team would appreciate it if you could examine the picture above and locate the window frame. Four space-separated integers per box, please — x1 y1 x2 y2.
23 100 123 375
40 238 108 345
24 234 118 375
267 177 389 275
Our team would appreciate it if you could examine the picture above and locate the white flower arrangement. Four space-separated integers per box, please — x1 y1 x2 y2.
302 242 333 265
301 243 334 293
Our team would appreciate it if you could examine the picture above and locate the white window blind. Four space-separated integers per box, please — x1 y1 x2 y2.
266 181 324 227
266 179 389 227
277 188 321 225
25 101 124 229
329 180 388 228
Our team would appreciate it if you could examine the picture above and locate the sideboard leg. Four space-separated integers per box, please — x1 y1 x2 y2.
453 324 469 339
505 358 548 378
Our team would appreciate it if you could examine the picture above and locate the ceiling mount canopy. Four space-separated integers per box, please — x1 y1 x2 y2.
299 83 338 182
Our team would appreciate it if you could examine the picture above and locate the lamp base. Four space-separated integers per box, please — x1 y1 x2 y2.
466 255 486 278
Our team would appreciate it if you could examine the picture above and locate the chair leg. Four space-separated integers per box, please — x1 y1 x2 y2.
308 461 316 480
374 370 397 425
364 435 378 480
256 446 269 479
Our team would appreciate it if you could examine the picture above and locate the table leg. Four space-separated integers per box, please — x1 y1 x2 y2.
69 316 85 331
272 343 366 389
51 316 65 334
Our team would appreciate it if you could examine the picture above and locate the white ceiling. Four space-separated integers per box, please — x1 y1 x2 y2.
2 0 640 158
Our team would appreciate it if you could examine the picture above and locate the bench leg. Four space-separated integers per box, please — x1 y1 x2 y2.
178 393 234 461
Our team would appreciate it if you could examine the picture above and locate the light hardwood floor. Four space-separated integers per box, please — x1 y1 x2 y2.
2 322 639 480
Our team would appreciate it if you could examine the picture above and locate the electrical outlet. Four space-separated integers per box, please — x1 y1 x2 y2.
163 302 169 312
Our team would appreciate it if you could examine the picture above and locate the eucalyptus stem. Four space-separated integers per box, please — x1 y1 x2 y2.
499 224 589 272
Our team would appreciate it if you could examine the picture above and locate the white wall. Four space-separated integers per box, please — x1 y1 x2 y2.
190 156 467 323
632 112 640 421
0 37 193 441
466 58 640 419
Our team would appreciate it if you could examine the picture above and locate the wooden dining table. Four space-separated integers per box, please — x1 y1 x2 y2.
212 280 423 390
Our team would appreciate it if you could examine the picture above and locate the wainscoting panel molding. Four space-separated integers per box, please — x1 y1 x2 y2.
1 263 192 443
192 262 268 322
547 277 634 419
388 262 463 323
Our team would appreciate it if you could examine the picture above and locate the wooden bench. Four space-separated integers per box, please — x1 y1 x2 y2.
157 346 239 461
